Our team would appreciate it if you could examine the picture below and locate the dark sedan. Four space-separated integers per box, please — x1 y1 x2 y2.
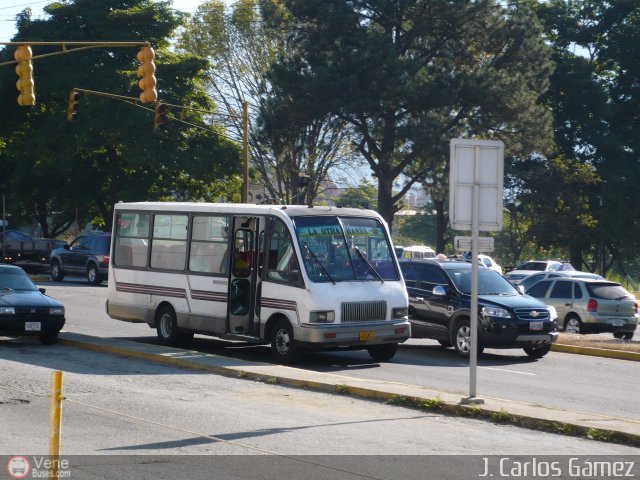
0 264 65 344
400 258 559 358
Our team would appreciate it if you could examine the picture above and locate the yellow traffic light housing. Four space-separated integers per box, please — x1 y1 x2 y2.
137 46 157 104
66 90 80 122
15 45 35 106
153 103 167 132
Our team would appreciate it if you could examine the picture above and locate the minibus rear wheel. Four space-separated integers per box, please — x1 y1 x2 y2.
156 306 183 347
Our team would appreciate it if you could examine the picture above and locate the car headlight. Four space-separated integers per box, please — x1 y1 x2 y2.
392 307 408 319
0 307 15 315
50 307 65 316
547 305 558 320
309 310 335 323
482 306 511 318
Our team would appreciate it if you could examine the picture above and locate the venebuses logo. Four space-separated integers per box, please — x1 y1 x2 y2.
7 456 30 479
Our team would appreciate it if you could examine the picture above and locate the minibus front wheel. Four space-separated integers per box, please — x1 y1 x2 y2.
270 319 301 364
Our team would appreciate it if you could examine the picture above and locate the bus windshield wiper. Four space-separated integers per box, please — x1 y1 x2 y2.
350 241 384 284
301 243 335 285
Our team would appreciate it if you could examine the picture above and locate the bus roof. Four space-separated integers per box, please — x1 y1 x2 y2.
114 202 384 220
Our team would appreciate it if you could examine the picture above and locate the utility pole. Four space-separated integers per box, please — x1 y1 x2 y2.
242 101 249 203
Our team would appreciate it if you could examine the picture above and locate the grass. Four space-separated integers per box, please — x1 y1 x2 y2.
557 333 640 353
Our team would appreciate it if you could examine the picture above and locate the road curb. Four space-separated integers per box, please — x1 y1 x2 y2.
58 335 640 448
552 343 640 361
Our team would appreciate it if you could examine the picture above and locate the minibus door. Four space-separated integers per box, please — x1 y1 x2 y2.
228 216 260 336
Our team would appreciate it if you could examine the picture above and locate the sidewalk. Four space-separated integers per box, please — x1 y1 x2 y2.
58 332 640 447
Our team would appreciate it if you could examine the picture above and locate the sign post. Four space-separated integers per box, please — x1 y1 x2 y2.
449 138 504 403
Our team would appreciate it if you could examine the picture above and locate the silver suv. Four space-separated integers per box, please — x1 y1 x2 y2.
524 278 638 339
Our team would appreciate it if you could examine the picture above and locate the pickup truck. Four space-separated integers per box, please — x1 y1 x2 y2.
1 230 66 270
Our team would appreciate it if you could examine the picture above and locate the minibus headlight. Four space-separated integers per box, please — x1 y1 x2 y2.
392 307 408 319
310 311 335 323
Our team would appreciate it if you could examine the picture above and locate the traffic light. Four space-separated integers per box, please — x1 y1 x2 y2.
153 102 167 132
66 90 80 122
15 45 35 106
137 46 157 104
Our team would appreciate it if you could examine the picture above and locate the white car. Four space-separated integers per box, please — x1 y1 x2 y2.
478 254 502 275
461 253 503 275
505 260 574 284
518 270 604 292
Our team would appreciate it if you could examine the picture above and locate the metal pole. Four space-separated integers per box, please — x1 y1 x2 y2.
50 370 64 477
242 101 249 203
2 195 6 262
466 146 483 404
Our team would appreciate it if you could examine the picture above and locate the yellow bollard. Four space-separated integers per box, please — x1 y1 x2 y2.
50 370 63 478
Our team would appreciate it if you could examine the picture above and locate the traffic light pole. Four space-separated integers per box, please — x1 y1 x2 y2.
0 41 150 67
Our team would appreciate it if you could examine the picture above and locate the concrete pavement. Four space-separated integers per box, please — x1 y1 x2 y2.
58 332 640 447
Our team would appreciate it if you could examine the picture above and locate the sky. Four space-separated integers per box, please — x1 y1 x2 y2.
0 0 208 42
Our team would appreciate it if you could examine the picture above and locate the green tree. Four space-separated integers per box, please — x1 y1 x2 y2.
335 179 378 210
533 0 640 273
0 0 241 234
262 0 554 232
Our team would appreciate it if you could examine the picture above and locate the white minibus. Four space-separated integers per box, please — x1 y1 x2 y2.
106 202 410 363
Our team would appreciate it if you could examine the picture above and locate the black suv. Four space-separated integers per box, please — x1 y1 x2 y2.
50 234 111 285
399 259 558 358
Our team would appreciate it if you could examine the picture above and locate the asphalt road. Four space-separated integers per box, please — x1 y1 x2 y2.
1 331 639 469
37 279 640 423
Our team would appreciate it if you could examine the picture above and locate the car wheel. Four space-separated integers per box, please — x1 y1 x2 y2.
39 331 59 345
87 263 102 285
367 343 398 362
613 332 633 340
523 344 551 358
50 260 64 281
156 306 185 347
452 319 484 357
270 319 301 364
437 339 452 348
564 315 582 334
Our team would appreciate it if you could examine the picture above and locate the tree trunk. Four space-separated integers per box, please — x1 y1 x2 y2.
376 176 397 234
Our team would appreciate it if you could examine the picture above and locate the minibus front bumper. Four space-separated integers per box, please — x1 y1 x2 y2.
294 319 411 350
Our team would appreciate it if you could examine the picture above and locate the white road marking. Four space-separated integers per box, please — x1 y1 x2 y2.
479 366 536 376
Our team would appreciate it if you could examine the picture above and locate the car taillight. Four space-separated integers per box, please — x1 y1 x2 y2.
634 303 638 315
103 254 110 264
587 298 598 312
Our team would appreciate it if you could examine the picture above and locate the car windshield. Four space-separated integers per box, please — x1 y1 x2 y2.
294 216 399 282
0 269 38 291
447 268 519 295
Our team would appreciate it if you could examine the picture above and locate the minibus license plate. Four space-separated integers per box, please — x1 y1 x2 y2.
359 331 375 341
25 322 41 332
529 321 543 331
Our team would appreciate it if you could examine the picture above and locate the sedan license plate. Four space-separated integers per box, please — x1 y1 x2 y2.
529 321 543 331
610 319 624 326
359 331 375 342
25 322 41 332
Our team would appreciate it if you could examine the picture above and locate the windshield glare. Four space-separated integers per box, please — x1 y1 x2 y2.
294 216 399 282
448 268 519 295
0 270 38 291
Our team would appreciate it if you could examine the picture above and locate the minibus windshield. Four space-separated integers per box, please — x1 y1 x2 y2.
293 216 399 282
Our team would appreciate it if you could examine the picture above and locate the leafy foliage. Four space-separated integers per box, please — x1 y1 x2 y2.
262 0 554 232
0 0 241 234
